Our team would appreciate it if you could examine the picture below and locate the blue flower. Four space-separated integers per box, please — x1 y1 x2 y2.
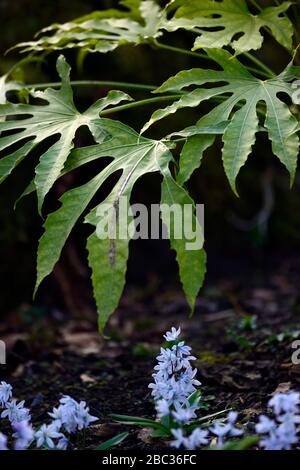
35 424 63 449
13 420 34 450
1 399 31 424
164 327 181 342
256 391 300 450
0 432 7 451
0 382 12 406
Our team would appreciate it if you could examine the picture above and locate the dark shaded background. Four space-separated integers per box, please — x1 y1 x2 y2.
1 0 300 319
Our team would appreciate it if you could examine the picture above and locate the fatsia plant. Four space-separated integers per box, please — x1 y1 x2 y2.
0 56 133 212
13 0 293 56
0 0 300 332
171 0 294 54
142 48 300 193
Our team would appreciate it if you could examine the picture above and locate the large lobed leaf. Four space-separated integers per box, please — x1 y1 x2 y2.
0 75 22 105
173 0 294 54
12 0 294 55
34 119 205 331
0 55 131 210
142 49 300 193
15 1 165 54
0 54 207 332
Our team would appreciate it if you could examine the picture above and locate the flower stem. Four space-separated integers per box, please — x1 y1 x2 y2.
99 95 183 116
249 0 262 12
154 39 273 78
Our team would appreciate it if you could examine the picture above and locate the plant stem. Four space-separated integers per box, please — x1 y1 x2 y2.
249 0 262 12
153 39 208 60
154 39 273 78
243 52 275 78
292 4 300 45
27 80 158 92
99 95 183 116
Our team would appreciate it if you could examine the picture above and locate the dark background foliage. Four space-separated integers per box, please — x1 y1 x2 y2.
1 0 300 318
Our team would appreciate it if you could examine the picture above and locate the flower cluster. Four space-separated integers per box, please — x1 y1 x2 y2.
0 382 98 450
209 411 243 447
256 392 300 450
170 410 243 450
149 327 201 425
152 328 300 451
171 427 209 449
0 381 34 450
49 395 98 436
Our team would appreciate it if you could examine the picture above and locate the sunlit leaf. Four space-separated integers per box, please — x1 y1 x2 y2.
174 0 294 54
143 49 300 193
0 56 131 212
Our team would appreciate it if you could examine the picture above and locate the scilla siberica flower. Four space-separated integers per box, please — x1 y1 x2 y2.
49 395 98 434
1 399 31 424
0 432 7 451
256 392 300 450
0 383 97 451
149 327 201 424
209 411 243 447
0 382 12 407
171 427 209 450
35 424 64 449
13 420 35 450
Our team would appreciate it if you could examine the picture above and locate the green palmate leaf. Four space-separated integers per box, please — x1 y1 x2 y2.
177 135 214 186
87 232 130 333
15 1 165 54
173 0 294 54
0 55 131 212
143 49 300 193
166 122 228 186
35 119 205 331
13 0 197 55
96 432 129 450
161 171 206 312
16 0 294 56
0 75 22 105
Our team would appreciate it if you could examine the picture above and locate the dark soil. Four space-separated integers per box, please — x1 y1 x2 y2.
1 255 300 449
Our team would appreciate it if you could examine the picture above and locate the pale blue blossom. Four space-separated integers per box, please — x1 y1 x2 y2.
210 411 243 447
164 327 181 342
35 424 63 449
171 428 187 449
149 328 200 413
0 382 12 406
172 406 197 424
256 392 300 450
259 423 298 450
13 420 34 450
48 405 66 430
56 435 69 450
269 392 300 415
75 401 98 430
0 432 7 451
155 399 170 418
171 427 209 450
49 395 98 433
185 428 209 449
255 415 276 434
1 399 31 423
